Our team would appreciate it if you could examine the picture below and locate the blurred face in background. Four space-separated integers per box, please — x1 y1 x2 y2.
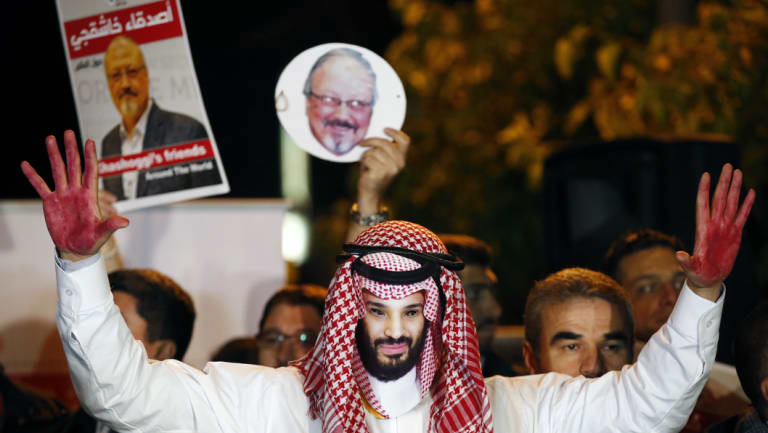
114 291 175 360
257 303 322 367
616 246 685 342
459 264 502 352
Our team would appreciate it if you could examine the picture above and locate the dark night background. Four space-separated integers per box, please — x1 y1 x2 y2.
0 1 401 206
2 1 767 366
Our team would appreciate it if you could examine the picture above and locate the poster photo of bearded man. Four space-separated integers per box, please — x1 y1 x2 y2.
20 130 756 432
275 43 406 163
56 0 229 212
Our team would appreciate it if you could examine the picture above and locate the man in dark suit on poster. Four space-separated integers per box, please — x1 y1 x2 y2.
101 35 221 200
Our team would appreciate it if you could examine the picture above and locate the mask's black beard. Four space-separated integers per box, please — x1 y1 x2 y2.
356 319 429 382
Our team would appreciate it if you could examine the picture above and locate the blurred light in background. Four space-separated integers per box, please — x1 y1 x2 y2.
282 211 310 263
280 128 311 264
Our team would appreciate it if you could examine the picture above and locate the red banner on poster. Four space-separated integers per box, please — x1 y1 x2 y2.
64 0 182 60
98 139 215 177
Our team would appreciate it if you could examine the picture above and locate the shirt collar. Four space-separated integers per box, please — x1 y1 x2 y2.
119 99 153 140
366 367 422 418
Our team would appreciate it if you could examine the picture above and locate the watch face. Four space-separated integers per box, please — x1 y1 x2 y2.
275 43 406 163
358 213 388 227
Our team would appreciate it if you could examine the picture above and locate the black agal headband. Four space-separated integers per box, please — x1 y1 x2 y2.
336 243 464 289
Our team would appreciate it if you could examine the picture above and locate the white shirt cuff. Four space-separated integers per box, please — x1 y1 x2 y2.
55 251 101 271
667 281 724 343
56 252 112 315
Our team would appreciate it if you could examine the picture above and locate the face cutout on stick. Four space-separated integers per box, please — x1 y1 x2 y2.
275 43 406 163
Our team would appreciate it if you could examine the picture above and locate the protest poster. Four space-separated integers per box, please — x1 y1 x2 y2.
275 43 407 163
57 0 229 212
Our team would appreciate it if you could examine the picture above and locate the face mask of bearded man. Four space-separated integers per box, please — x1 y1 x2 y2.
294 220 493 433
355 308 430 382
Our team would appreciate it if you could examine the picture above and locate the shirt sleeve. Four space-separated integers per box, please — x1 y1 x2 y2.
55 254 253 432
486 282 724 433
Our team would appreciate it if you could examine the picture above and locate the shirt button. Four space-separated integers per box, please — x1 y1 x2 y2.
706 319 714 328
65 289 73 296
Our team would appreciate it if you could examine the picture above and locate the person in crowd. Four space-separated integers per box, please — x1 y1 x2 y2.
255 284 326 368
0 363 71 433
210 337 260 364
20 130 753 432
604 228 751 430
439 234 515 377
706 301 768 433
603 229 686 356
341 126 512 378
107 269 196 361
344 129 513 378
210 285 326 367
522 267 634 378
67 267 195 433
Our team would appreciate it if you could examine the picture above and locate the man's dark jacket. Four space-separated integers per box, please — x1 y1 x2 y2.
705 409 768 433
101 101 221 200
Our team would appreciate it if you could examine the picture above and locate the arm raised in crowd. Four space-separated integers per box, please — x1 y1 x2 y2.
488 163 755 433
20 132 277 432
677 164 755 301
346 127 409 241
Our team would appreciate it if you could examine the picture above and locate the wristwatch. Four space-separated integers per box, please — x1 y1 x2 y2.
350 202 389 227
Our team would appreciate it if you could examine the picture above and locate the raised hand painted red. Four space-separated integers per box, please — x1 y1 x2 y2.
676 163 755 290
20 130 129 257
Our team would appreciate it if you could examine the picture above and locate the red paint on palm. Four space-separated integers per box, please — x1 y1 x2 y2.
681 221 743 288
20 130 129 257
677 164 755 289
42 186 123 255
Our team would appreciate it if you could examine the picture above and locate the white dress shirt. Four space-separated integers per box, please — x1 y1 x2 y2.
56 254 723 433
368 367 422 418
118 100 153 200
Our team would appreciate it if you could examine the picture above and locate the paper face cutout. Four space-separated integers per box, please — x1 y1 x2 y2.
275 43 406 163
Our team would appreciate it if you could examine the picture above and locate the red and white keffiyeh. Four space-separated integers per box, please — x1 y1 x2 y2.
294 220 493 433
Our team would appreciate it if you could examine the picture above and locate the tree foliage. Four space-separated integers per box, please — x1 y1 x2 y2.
380 0 768 319
306 1 768 320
